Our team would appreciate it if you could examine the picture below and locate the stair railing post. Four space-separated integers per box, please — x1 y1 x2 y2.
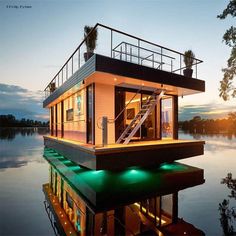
102 116 108 147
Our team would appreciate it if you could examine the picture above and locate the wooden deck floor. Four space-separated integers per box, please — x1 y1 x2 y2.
44 135 205 170
44 135 204 153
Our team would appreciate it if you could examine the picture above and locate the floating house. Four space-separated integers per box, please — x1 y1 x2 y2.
43 23 205 171
42 23 206 235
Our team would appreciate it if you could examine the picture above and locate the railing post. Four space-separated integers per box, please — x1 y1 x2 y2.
152 54 154 68
66 64 68 80
62 70 64 84
161 48 163 70
196 62 197 79
125 43 127 61
138 39 140 65
180 54 182 75
120 45 122 60
171 60 173 72
78 48 80 69
72 56 73 75
111 30 113 58
130 47 132 62
102 116 108 147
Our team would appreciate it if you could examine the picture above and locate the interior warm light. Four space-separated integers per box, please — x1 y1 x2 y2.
114 78 117 81
64 222 67 225
134 202 166 224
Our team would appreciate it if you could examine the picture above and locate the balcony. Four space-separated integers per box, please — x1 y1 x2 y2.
44 23 203 99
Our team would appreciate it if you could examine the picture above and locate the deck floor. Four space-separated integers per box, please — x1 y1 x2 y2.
44 135 204 154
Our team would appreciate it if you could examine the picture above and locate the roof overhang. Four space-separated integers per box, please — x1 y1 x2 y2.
43 54 205 108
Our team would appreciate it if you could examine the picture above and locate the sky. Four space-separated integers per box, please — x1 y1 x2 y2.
0 0 235 121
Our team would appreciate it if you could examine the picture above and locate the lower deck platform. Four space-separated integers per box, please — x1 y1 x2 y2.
44 135 205 170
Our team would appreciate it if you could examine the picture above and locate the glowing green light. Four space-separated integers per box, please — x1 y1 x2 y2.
61 160 72 164
92 170 104 174
70 166 81 171
120 169 149 182
160 163 187 171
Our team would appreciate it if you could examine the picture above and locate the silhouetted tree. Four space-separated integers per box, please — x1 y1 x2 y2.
218 0 236 100
219 173 236 235
0 114 49 127
180 113 236 135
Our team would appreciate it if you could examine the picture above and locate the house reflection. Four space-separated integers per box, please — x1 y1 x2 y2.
42 148 205 236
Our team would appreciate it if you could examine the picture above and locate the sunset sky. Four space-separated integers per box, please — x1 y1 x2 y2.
0 0 235 121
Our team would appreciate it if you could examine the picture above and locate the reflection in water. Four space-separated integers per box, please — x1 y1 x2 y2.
180 130 236 141
0 127 49 140
0 128 49 170
0 128 54 236
43 148 205 235
219 173 236 235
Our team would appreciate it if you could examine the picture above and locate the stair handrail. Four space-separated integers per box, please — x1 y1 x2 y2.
109 86 144 124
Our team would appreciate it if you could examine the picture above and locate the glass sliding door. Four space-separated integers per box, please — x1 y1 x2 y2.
141 94 156 140
125 91 141 140
115 87 157 142
86 84 94 144
115 88 126 141
161 96 173 138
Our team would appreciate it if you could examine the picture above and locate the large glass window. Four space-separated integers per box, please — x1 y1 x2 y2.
115 87 157 142
125 92 141 140
142 94 156 140
161 96 173 138
87 84 94 144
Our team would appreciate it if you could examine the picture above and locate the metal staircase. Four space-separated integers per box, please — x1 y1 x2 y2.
116 90 165 145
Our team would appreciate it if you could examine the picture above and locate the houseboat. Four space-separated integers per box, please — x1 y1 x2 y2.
43 23 205 171
42 23 206 235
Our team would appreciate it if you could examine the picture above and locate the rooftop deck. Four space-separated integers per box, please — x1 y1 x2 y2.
44 135 205 170
44 23 203 100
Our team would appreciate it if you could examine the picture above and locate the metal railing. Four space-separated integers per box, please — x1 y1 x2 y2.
44 23 203 98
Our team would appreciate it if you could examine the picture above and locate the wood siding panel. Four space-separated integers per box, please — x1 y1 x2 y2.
95 83 115 145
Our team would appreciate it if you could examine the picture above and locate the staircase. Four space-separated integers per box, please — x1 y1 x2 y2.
116 90 164 144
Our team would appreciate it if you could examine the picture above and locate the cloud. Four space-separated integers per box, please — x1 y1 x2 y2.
0 83 48 121
179 103 236 121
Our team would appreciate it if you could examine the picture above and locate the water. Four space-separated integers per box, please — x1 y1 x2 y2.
0 128 235 236
0 128 54 236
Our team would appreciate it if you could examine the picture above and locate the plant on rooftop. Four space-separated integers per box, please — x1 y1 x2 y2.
84 25 98 62
183 50 195 78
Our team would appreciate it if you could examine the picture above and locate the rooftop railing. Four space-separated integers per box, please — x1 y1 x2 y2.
44 23 203 98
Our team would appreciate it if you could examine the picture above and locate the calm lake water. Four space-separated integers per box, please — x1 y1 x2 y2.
0 128 235 236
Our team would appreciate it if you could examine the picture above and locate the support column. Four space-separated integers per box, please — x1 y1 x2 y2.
172 192 178 224
173 95 178 140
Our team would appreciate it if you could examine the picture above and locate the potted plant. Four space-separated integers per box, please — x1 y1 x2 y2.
183 50 195 78
84 25 98 62
49 82 56 93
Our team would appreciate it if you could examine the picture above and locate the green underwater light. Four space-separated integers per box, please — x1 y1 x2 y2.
160 163 187 171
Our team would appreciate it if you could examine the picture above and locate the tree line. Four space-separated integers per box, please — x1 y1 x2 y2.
179 112 236 134
0 114 49 127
